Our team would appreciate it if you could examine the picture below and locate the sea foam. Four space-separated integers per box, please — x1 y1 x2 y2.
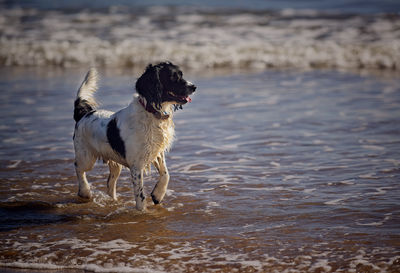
1 7 399 71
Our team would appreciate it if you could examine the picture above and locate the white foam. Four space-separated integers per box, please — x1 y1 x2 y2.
339 179 356 185
309 259 332 272
6 160 22 168
356 221 383 226
0 262 64 270
240 186 285 191
238 260 262 270
207 201 220 207
359 173 378 179
365 187 391 196
1 8 399 71
356 215 391 226
303 188 316 194
2 137 25 145
0 262 164 273
270 161 281 167
385 159 400 166
324 198 345 205
362 145 385 151
349 252 383 273
198 201 221 214
283 175 302 182
323 146 334 152
0 239 398 273
96 239 137 252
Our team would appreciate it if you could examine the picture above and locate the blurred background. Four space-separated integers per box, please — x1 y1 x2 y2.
1 0 399 73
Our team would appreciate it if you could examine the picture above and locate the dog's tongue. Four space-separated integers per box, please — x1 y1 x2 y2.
186 96 192 103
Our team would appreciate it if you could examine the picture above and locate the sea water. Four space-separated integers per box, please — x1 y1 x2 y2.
0 67 399 272
1 0 400 272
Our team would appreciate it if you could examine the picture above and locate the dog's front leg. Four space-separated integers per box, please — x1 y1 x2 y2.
130 167 146 211
151 152 170 205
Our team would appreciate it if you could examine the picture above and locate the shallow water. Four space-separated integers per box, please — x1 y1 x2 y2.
0 67 400 272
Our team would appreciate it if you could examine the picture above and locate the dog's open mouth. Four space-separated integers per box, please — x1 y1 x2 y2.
166 92 192 104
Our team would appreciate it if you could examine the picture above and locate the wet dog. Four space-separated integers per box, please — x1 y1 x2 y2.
73 62 196 211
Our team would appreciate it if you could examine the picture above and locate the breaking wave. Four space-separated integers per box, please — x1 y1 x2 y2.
1 7 400 71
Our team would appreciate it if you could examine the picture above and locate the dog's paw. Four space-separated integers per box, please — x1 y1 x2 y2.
107 190 118 201
151 193 161 205
135 200 146 211
111 195 118 201
151 187 166 205
78 189 92 199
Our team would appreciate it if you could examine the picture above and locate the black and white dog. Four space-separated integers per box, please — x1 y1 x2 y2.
73 62 196 211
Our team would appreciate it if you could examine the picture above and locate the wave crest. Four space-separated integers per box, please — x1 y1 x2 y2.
1 8 399 71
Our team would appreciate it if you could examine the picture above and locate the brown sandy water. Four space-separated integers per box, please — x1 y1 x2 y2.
0 67 400 272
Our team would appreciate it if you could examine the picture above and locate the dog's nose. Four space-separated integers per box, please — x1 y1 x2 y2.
186 81 196 92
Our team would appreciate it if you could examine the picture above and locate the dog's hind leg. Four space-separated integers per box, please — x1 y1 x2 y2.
74 151 96 199
107 161 122 200
151 152 170 205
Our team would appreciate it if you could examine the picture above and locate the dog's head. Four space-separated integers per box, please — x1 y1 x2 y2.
135 62 196 110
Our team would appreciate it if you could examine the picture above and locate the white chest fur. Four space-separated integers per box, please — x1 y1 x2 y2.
122 98 176 169
142 115 175 165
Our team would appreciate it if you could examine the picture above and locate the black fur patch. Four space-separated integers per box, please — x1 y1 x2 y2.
106 118 126 158
74 98 95 123
135 64 163 110
151 193 160 205
140 192 145 202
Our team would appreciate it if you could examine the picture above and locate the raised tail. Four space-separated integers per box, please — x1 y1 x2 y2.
74 68 99 123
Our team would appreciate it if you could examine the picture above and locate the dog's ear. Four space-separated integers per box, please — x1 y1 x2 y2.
135 64 163 110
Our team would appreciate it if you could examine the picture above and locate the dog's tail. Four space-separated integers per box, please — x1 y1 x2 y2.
74 68 99 123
